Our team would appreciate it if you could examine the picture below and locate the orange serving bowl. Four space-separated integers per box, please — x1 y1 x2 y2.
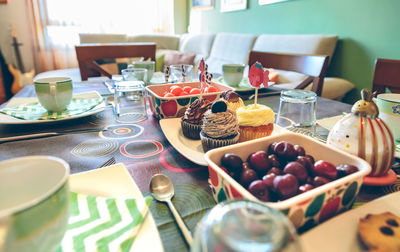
204 132 372 230
145 82 233 119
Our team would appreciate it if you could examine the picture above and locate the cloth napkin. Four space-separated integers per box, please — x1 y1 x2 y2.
58 192 152 252
0 95 103 120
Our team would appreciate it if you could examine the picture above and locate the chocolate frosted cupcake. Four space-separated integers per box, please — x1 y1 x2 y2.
221 90 244 111
200 100 240 152
181 98 212 139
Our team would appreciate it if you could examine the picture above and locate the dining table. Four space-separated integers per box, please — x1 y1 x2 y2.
1 80 399 252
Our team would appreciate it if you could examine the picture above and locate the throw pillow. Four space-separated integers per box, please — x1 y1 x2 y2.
164 51 196 66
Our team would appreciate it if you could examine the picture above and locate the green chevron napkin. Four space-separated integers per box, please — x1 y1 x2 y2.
0 95 103 120
58 192 152 252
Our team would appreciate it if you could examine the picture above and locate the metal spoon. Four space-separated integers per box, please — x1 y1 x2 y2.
149 174 193 246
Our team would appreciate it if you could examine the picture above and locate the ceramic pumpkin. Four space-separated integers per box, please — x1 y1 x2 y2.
327 89 395 177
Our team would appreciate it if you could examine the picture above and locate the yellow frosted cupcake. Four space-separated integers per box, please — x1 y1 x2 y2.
236 104 275 142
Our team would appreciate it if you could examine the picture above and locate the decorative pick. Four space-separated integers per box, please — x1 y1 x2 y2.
204 71 212 86
181 64 186 82
198 58 206 73
164 66 170 84
249 61 269 106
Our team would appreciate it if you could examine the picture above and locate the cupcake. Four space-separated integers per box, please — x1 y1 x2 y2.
200 100 240 152
236 104 275 142
181 98 212 139
221 90 244 111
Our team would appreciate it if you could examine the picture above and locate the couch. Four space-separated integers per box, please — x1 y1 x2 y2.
36 33 355 100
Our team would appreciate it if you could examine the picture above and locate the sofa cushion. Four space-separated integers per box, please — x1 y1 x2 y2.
164 51 196 66
179 33 215 65
127 34 180 50
252 34 338 64
206 33 256 74
79 33 128 43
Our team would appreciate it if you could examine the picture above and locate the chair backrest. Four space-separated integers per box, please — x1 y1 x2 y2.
248 51 329 96
372 58 400 94
75 43 156 80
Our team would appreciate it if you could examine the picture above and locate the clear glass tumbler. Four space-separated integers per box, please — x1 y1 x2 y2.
191 200 302 252
121 68 148 83
276 90 317 129
113 80 147 123
170 64 194 83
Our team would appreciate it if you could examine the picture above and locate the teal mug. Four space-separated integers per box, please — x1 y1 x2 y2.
34 77 73 112
0 156 70 252
132 61 155 83
375 93 400 141
222 64 245 87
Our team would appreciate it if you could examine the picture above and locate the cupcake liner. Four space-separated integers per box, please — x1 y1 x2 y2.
200 131 240 152
181 120 201 140
239 124 274 142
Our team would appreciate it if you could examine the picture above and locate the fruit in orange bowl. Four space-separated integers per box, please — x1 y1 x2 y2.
146 82 233 119
204 132 371 230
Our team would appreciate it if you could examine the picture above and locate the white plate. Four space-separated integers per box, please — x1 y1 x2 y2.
160 117 286 166
0 91 105 124
69 163 164 252
300 191 400 252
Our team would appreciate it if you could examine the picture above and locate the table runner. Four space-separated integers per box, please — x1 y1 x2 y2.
1 84 399 252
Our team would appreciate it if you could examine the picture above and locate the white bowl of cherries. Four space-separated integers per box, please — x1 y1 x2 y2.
204 132 372 231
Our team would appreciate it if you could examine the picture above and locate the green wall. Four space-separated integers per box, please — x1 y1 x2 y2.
186 0 400 103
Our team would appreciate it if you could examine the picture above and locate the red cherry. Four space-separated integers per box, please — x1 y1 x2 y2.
169 85 180 91
170 87 183 96
248 180 270 202
299 184 314 194
262 173 277 188
312 176 331 187
248 151 271 176
163 92 175 97
283 162 308 184
313 160 338 180
205 86 218 93
273 174 299 200
183 86 192 93
189 88 201 95
179 91 189 96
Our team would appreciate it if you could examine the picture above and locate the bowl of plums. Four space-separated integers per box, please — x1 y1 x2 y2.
204 132 372 231
146 82 232 119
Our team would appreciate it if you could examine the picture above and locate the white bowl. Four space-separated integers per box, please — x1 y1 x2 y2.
204 132 371 230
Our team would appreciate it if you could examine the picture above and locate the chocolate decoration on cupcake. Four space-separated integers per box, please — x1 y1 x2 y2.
211 100 227 113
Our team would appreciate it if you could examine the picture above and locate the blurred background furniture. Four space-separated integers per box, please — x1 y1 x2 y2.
249 51 329 96
34 32 355 100
75 43 156 81
372 58 400 94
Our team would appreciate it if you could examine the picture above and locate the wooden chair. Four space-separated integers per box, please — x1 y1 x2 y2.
372 58 400 94
248 51 329 96
75 43 156 81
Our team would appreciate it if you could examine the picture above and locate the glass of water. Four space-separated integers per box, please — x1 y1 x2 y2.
170 64 194 83
191 200 302 252
276 90 317 130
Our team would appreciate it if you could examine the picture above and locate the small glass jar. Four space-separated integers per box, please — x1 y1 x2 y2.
113 80 147 123
191 200 302 252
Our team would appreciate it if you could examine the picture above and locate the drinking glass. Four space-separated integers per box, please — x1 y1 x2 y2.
113 80 147 123
191 200 301 252
170 64 194 83
276 90 317 130
121 68 147 82
131 61 155 83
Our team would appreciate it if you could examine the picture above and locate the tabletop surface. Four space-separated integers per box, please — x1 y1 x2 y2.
1 82 399 252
